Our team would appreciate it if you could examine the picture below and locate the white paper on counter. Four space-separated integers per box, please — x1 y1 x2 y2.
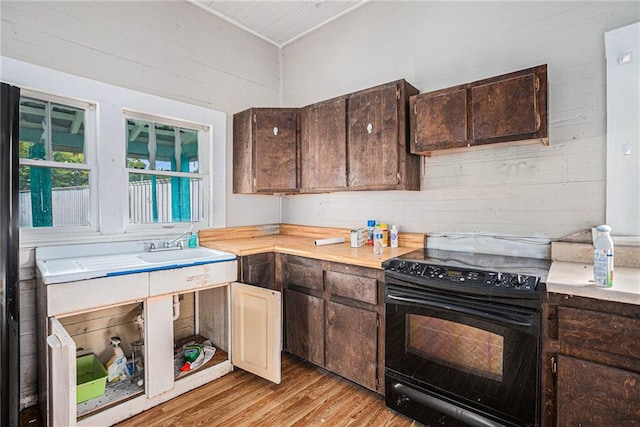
313 237 345 246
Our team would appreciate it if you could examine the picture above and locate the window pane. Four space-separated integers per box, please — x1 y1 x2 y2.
126 120 199 173
154 123 175 171
154 125 199 172
128 173 203 224
18 98 86 164
19 165 90 227
51 103 85 161
181 128 199 173
126 119 151 170
19 97 48 160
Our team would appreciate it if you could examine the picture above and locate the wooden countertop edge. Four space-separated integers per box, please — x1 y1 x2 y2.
200 223 425 247
201 231 421 269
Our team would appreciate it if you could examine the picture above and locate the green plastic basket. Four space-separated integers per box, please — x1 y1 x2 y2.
76 354 108 404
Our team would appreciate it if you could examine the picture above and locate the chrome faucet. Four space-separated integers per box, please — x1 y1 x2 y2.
163 231 192 249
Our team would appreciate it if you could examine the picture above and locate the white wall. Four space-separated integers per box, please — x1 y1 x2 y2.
605 22 640 237
1 0 282 409
281 1 640 240
1 0 282 228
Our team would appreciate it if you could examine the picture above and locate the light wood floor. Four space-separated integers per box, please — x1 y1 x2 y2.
116 354 419 426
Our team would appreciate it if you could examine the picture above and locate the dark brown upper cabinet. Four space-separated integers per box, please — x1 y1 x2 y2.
233 79 421 194
299 97 347 192
233 108 299 194
410 65 548 155
347 80 420 191
411 88 468 152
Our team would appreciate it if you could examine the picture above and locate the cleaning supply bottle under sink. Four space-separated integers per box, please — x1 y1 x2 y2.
105 337 128 382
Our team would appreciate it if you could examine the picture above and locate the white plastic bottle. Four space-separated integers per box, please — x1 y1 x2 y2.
373 224 384 255
390 225 399 248
106 337 128 382
593 225 614 288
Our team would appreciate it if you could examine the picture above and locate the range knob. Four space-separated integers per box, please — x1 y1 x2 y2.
409 263 422 275
486 272 500 285
511 275 522 287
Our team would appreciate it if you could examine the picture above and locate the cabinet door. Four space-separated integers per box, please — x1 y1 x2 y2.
284 289 324 366
471 72 539 142
145 295 175 398
240 253 275 290
557 355 640 425
300 98 347 191
411 88 468 153
325 301 378 391
231 282 282 384
347 84 399 189
253 109 298 192
48 317 77 427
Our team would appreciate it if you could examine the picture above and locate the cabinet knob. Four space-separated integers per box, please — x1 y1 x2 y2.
273 126 279 136
47 334 62 349
367 123 373 134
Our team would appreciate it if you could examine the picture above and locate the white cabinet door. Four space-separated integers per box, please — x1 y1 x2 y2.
48 317 76 427
231 282 281 384
145 295 175 398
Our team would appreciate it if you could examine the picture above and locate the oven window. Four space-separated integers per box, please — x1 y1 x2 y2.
406 314 504 381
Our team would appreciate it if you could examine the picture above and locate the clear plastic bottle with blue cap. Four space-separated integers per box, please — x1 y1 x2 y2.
373 223 384 255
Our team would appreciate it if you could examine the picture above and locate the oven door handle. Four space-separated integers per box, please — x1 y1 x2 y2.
386 294 534 327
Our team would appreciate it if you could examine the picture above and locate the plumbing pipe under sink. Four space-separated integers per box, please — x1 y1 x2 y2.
173 294 180 320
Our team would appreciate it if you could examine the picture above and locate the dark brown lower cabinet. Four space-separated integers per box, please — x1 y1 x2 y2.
279 254 384 393
543 293 640 426
240 252 275 290
325 301 378 391
284 289 324 367
556 355 640 426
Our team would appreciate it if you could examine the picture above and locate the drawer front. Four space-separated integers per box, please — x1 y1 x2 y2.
283 263 323 291
326 270 377 305
558 306 640 359
149 260 238 296
47 273 148 316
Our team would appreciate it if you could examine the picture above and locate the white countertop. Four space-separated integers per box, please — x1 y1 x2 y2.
546 261 640 305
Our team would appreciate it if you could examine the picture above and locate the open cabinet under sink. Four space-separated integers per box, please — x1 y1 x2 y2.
37 242 281 427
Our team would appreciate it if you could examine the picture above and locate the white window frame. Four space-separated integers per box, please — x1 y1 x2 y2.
4 56 227 247
18 88 99 241
123 108 212 233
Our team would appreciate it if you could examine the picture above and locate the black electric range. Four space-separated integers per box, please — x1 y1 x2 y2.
382 248 551 427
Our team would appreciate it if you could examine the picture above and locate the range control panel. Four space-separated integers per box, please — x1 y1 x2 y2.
384 260 539 292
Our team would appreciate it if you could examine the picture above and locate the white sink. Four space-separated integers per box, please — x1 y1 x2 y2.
137 247 231 264
36 241 236 284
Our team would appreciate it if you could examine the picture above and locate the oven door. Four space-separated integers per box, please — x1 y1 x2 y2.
385 281 540 427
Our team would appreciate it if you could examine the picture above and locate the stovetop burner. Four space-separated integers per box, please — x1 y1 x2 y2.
383 248 551 295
